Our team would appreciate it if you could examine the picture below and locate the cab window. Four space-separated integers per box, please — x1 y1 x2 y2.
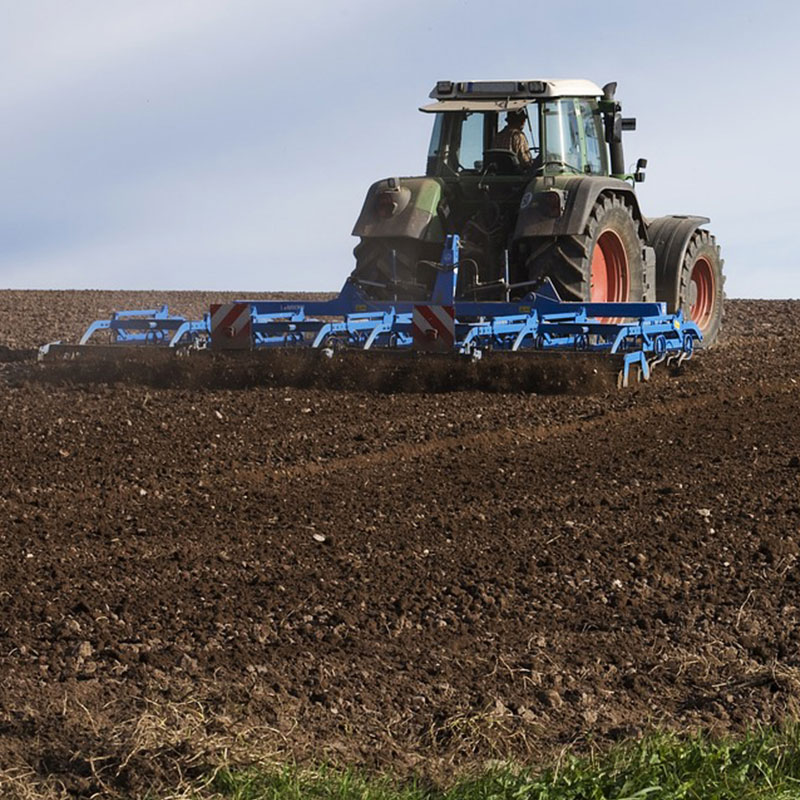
495 109 541 155
426 112 486 175
455 112 485 172
426 107 541 176
543 100 583 174
579 99 607 175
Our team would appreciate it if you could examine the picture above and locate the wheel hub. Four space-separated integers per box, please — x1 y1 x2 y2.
591 230 629 303
689 256 715 331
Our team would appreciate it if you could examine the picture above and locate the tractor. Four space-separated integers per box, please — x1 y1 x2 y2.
350 79 724 345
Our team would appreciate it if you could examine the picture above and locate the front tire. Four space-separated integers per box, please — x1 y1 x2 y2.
674 230 724 347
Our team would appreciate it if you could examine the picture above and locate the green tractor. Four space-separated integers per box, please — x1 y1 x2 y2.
351 79 724 345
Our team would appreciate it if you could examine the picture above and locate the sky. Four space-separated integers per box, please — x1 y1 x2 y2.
0 0 798 297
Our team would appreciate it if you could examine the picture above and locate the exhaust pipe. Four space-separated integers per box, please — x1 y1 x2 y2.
602 82 626 177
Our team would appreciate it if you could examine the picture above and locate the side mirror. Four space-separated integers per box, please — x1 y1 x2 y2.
634 157 647 183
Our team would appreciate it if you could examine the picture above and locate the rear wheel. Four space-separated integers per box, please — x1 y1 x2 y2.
521 194 646 303
675 230 724 346
351 238 441 301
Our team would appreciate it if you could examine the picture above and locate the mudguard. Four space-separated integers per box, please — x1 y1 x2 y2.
646 215 710 308
352 177 445 242
513 176 644 240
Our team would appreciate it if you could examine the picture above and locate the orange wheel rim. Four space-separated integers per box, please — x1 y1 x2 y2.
689 256 715 331
591 230 629 303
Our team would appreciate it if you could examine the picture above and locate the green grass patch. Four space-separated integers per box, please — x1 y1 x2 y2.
204 726 800 799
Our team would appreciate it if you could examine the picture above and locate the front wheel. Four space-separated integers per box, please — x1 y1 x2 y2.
675 230 724 347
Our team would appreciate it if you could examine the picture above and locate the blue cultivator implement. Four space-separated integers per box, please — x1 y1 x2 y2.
76 305 210 347
40 236 701 390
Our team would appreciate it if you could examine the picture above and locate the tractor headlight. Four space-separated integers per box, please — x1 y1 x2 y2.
538 189 566 218
375 183 411 219
376 191 398 218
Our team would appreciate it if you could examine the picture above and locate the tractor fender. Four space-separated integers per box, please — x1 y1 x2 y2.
352 177 445 242
646 215 711 309
513 176 644 240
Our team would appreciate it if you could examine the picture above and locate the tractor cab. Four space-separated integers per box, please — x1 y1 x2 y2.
422 80 609 179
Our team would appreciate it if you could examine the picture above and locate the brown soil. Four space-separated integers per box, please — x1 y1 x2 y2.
1 293 800 797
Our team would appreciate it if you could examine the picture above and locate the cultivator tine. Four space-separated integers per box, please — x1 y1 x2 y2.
617 352 651 388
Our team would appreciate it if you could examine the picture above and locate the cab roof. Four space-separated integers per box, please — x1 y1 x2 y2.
422 79 604 112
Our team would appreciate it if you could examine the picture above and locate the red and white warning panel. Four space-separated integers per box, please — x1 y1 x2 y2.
210 303 253 349
412 305 455 353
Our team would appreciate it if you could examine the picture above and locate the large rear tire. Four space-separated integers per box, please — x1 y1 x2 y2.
521 194 646 303
674 230 724 347
351 238 441 301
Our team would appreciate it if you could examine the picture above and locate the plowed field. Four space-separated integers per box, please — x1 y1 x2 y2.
1 292 799 798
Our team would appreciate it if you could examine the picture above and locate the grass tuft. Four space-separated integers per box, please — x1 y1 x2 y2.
202 725 800 800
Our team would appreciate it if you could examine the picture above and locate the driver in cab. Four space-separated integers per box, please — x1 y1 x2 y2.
493 109 533 168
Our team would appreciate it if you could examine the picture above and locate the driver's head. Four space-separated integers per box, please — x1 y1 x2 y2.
506 109 526 128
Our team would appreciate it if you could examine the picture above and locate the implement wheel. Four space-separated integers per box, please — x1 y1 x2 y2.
676 230 724 346
522 194 646 303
